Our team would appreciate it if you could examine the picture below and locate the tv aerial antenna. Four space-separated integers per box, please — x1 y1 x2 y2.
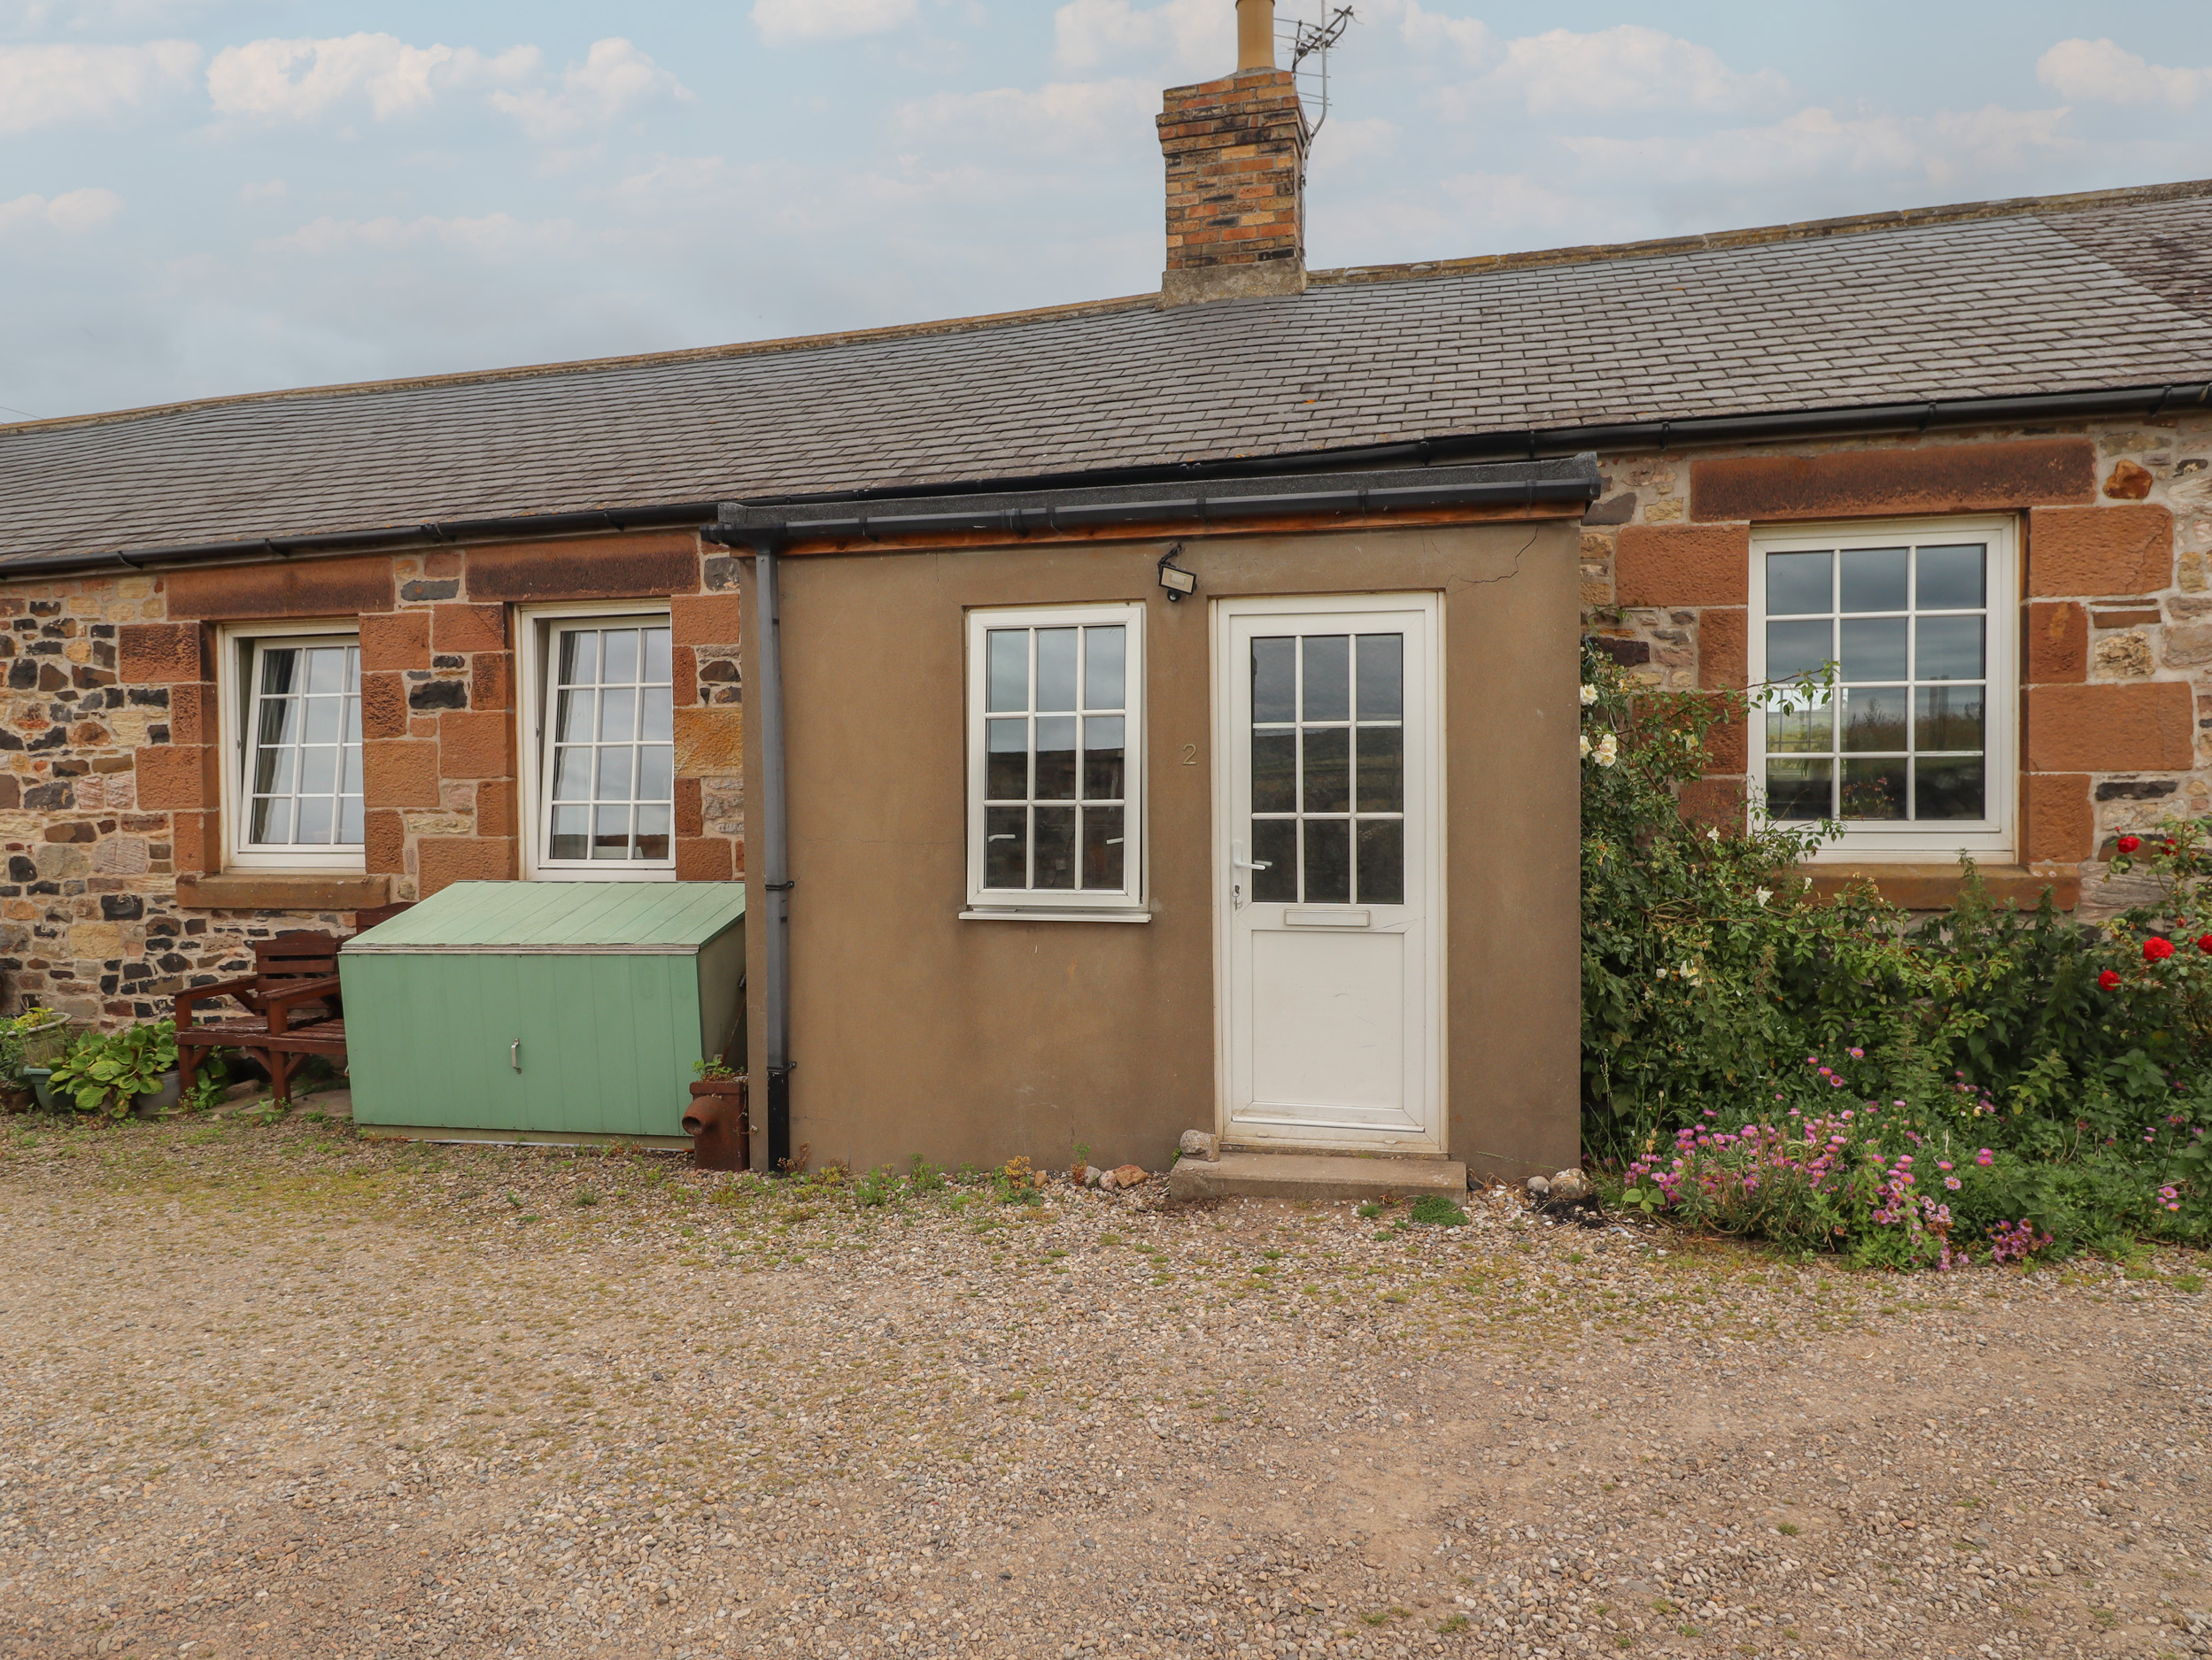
1278 5 1356 135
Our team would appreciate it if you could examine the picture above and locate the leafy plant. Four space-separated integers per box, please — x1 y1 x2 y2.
1409 1194 1468 1227
47 1019 179 1116
692 1058 739 1082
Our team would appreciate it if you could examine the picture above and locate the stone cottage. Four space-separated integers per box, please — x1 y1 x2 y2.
2 0 2210 1175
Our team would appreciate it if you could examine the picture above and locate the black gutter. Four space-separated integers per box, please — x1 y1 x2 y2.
9 380 2208 579
708 456 1603 544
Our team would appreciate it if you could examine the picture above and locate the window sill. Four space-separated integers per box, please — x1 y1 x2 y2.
180 872 388 911
958 907 1153 923
1795 862 2077 911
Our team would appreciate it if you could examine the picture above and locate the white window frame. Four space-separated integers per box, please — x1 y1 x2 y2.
516 599 677 884
963 601 1148 920
216 619 365 873
1748 514 2017 863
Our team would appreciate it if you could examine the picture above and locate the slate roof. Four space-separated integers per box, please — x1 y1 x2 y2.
6 178 2212 567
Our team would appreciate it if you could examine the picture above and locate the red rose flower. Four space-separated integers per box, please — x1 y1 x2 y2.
2116 835 2141 853
2099 969 2123 990
2145 936 2176 962
2198 934 2212 953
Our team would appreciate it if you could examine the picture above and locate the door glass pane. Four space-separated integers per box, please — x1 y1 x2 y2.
986 630 1027 713
1914 685 1984 752
1251 728 1295 812
1033 806 1077 889
1251 637 1295 723
1839 547 1908 613
1915 614 1984 680
1839 685 1907 751
1302 727 1350 814
1081 805 1124 890
1838 618 1907 681
1355 724 1403 814
1082 716 1125 801
1916 544 1984 608
1083 627 1125 711
1766 758 1832 820
1303 819 1350 904
1302 636 1350 722
1035 629 1079 712
985 805 1026 888
1357 821 1404 906
1840 757 1906 819
1355 634 1403 718
1766 551 1832 615
1251 819 1296 903
1033 715 1077 799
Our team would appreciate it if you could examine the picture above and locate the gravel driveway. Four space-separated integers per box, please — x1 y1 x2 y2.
2 1114 2208 1660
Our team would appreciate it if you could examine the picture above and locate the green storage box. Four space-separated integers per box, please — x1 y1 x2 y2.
339 881 746 1141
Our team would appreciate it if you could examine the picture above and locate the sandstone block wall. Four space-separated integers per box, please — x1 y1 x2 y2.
0 531 744 1025
1579 417 2212 911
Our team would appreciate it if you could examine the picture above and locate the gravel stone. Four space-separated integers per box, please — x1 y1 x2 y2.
1 1114 2208 1660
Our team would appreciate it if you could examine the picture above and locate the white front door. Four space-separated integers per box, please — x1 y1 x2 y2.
1215 595 1444 1152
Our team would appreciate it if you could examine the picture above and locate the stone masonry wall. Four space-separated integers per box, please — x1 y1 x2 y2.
1575 416 2212 911
0 529 743 1026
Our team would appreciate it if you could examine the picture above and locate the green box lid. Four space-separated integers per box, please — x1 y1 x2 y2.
344 881 746 954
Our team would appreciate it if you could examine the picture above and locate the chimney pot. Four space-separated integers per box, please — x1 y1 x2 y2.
1236 0 1274 72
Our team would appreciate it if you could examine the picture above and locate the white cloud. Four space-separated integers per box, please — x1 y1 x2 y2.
205 33 538 122
750 0 917 48
1563 104 2074 191
1053 0 1233 79
256 212 579 260
0 188 125 235
1394 1 1493 64
0 40 197 134
1481 25 1790 117
239 178 287 202
2038 38 2205 109
490 38 689 142
895 77 1155 157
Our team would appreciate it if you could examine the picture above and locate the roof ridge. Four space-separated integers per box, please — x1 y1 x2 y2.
1310 175 2212 289
0 290 1161 443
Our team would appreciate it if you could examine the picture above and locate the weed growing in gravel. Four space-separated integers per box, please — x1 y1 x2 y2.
1411 1195 1468 1227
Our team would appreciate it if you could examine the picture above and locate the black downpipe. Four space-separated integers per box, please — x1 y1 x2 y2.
748 536 793 1174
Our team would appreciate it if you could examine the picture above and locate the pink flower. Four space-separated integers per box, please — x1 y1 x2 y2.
1937 1160 1953 1171
1944 1176 1961 1190
1848 1046 1864 1060
1975 1148 1994 1167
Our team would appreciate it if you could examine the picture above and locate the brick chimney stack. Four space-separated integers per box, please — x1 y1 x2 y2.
1156 0 1309 307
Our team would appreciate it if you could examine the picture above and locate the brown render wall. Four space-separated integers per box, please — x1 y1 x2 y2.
740 515 1584 1181
1579 415 2212 916
0 529 744 1025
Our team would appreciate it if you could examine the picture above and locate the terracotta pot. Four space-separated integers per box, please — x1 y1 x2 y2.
684 1077 749 1172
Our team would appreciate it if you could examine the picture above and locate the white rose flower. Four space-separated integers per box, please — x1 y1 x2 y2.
1754 886 1774 907
1579 683 1598 706
1580 732 1592 759
1705 826 1720 842
1680 962 1700 984
1595 733 1619 768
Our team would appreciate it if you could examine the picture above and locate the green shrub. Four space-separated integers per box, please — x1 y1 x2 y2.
1580 643 2209 1257
47 1019 179 1116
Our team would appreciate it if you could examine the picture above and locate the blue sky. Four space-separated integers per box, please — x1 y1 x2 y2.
7 0 2212 421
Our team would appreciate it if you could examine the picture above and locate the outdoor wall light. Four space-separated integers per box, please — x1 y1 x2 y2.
1157 546 1197 602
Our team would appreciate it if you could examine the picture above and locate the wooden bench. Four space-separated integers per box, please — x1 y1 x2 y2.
175 931 349 1105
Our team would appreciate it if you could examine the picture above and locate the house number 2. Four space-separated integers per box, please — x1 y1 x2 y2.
1180 744 1197 766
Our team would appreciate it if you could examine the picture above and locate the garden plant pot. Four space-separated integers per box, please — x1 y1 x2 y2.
19 1014 73 1069
24 1067 56 1113
130 1070 182 1118
684 1078 749 1172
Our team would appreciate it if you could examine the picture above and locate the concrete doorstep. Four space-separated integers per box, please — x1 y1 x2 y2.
1167 1149 1467 1204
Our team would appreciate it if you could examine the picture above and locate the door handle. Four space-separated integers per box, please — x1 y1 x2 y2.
1230 841 1271 910
510 1040 522 1073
